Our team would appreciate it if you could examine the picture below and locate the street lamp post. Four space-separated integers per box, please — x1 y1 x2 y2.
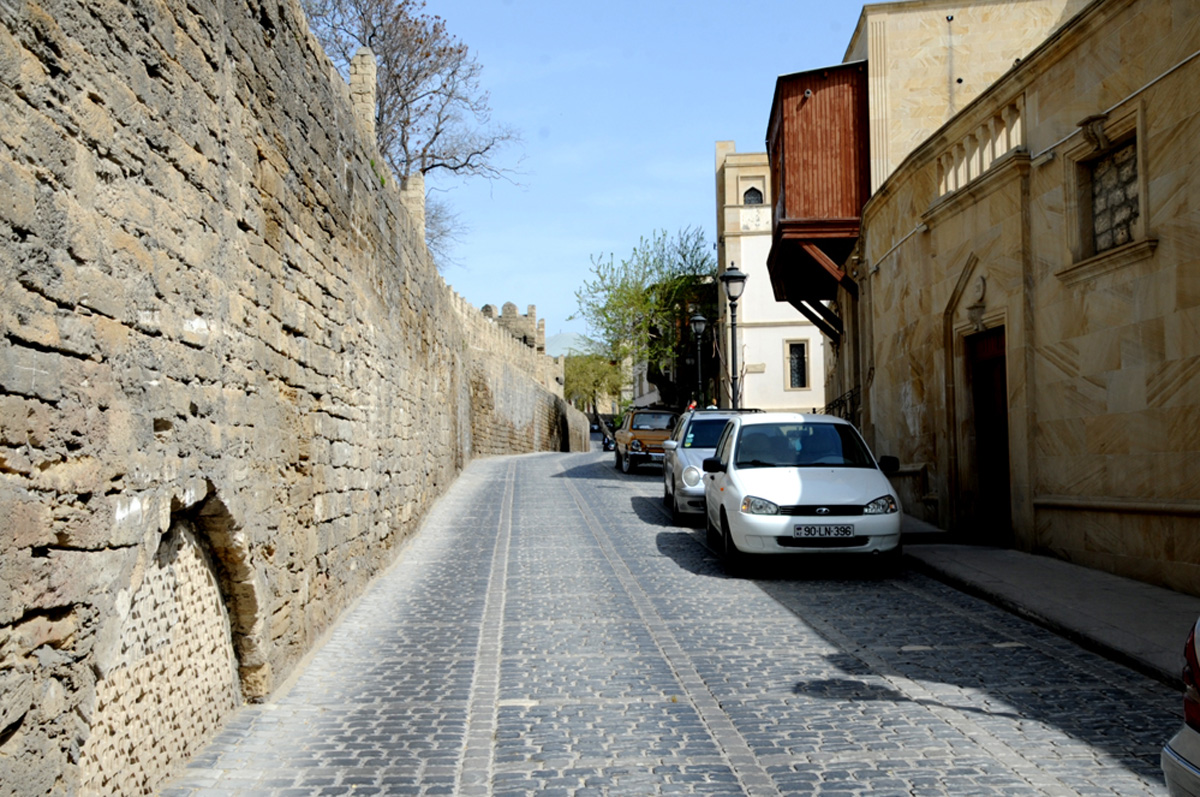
719 264 748 409
689 311 707 404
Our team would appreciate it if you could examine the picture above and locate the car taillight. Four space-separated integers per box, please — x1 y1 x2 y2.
1184 624 1200 731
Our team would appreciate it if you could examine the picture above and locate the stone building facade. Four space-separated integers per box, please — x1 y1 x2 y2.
715 142 827 413
843 0 1090 191
0 0 586 793
825 0 1200 594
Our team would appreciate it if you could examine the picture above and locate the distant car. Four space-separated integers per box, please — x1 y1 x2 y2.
702 412 901 573
1162 616 1200 796
662 408 759 524
613 409 678 473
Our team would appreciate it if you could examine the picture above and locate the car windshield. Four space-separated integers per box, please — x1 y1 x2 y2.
734 422 876 469
682 418 729 449
631 412 676 431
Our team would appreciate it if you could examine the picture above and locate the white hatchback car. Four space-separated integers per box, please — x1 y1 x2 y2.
662 409 758 524
1162 616 1200 796
702 413 902 572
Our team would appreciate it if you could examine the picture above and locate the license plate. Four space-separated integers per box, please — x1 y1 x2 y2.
794 525 854 538
649 453 664 462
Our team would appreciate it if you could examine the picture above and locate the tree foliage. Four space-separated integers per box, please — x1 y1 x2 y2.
572 227 717 375
563 351 624 417
303 0 519 183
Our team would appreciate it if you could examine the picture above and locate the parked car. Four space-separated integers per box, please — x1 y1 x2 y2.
1162 616 1200 796
702 412 902 573
613 409 678 473
663 408 760 524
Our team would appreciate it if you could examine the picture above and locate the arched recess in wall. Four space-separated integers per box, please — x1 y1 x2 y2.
942 253 1012 543
188 488 271 698
76 487 267 795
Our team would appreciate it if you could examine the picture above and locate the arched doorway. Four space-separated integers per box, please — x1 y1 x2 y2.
965 326 1012 545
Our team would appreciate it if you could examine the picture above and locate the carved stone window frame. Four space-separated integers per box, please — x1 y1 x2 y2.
1057 100 1155 284
783 338 811 391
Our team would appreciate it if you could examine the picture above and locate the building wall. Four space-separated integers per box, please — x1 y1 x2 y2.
715 142 827 412
854 0 1200 594
845 0 1090 190
0 0 587 793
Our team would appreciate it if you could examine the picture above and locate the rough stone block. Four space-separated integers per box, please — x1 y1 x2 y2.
0 344 65 403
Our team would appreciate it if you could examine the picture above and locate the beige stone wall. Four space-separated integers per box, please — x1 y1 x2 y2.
0 0 587 793
845 0 1090 190
853 0 1200 594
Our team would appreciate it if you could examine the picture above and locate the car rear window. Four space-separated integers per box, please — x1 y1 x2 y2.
735 422 876 468
683 418 729 448
632 413 676 430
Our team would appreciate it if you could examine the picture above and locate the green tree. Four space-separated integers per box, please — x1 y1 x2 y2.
572 227 717 406
563 351 624 418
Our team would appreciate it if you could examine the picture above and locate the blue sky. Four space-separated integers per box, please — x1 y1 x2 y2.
429 1 864 341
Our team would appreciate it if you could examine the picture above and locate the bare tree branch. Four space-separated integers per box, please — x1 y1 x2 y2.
302 0 520 268
304 0 519 180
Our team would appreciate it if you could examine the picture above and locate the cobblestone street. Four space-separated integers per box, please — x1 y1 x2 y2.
164 450 1180 796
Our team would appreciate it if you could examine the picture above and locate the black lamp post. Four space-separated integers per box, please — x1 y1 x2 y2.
719 264 748 409
688 310 707 404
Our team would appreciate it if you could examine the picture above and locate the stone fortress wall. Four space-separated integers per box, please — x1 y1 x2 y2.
0 0 587 793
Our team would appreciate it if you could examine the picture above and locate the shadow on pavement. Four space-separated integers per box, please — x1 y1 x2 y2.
654 530 722 577
551 458 626 482
629 496 671 527
652 525 905 583
551 453 663 483
793 675 1021 719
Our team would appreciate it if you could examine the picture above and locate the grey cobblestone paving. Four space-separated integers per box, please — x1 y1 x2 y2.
163 451 1180 796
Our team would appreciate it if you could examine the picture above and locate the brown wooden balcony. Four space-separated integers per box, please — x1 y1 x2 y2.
766 61 870 342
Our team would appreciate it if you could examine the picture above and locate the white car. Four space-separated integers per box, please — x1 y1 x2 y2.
662 409 758 524
702 412 902 573
1163 616 1200 796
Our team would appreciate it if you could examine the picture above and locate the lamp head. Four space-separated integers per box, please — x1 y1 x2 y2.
689 311 708 336
720 265 748 302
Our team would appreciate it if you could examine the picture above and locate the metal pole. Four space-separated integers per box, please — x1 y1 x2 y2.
695 331 703 403
729 299 739 410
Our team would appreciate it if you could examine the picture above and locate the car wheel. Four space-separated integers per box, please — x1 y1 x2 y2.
614 448 622 470
662 474 672 508
721 513 747 577
670 490 683 526
621 452 633 474
705 509 719 548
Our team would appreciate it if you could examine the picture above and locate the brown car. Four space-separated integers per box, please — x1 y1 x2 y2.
613 409 679 474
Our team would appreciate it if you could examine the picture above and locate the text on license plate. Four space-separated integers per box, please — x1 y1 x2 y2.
794 525 854 538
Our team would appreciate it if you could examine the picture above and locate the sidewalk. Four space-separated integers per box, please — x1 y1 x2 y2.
899 515 1200 688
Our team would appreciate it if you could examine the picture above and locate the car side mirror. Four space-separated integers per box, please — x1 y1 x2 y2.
663 440 677 451
702 457 725 473
878 455 900 475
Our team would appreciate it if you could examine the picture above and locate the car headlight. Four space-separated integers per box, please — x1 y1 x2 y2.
682 466 701 487
631 439 643 452
740 495 779 515
863 495 898 515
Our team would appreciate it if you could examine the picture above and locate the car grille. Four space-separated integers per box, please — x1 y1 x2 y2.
778 505 863 516
776 536 870 549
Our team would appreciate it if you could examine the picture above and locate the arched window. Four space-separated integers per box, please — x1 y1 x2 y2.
743 186 763 205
